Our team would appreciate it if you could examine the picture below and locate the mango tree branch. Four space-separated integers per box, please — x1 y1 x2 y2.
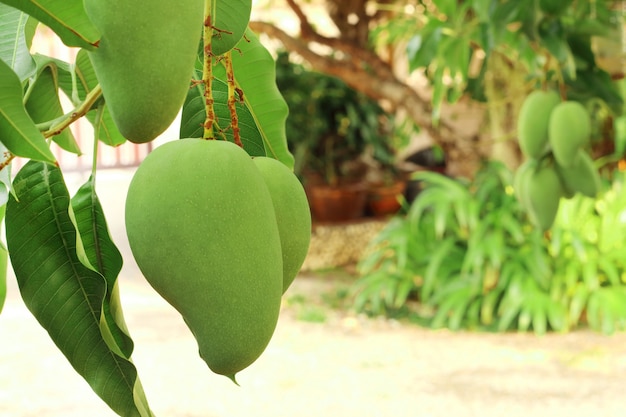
248 21 468 149
40 84 103 138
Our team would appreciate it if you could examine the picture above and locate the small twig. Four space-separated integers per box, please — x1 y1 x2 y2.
0 151 15 171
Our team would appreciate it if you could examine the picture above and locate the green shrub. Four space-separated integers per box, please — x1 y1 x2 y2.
352 162 626 334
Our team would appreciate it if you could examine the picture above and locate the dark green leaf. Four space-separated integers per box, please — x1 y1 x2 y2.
71 175 133 358
0 4 36 79
180 71 266 156
0 0 99 49
6 161 153 417
0 59 56 162
406 23 442 72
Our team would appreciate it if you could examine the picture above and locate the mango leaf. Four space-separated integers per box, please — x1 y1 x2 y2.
212 0 252 55
432 0 456 17
6 161 153 417
214 29 294 169
71 175 133 358
181 70 265 156
25 57 81 154
406 21 442 72
0 4 36 80
55 50 125 146
0 0 99 49
0 59 56 162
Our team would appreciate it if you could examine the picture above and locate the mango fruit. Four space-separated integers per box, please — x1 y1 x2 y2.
555 150 602 198
513 159 538 207
85 0 203 143
517 90 560 159
524 165 563 231
253 157 311 293
125 139 283 379
548 101 591 167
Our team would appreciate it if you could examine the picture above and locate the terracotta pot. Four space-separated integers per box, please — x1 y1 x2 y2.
366 180 407 217
307 183 368 223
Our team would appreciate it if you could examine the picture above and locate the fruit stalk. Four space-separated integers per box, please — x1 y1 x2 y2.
202 0 216 140
39 84 103 138
223 52 242 147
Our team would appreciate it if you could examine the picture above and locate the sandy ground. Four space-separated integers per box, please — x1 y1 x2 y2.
1 169 626 417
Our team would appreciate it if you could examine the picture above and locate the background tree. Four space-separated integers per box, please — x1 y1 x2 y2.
252 0 623 177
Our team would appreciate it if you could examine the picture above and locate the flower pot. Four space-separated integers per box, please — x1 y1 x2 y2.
307 183 368 223
366 180 407 217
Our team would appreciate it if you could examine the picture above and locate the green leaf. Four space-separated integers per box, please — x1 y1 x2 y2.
432 0 456 17
6 161 153 417
180 71 266 156
472 0 493 22
55 50 125 146
480 289 501 326
0 4 36 79
71 175 133 358
406 22 442 72
422 238 456 301
212 0 252 55
25 57 81 154
0 58 56 162
0 0 99 49
497 274 524 331
547 302 568 332
214 29 294 168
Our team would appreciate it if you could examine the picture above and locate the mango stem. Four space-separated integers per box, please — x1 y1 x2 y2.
39 84 103 138
202 0 216 140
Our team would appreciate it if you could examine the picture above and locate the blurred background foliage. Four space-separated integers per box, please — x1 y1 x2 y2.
259 0 626 334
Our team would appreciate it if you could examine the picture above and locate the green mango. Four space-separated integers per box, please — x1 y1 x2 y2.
525 165 563 231
517 90 560 159
253 157 311 293
513 159 538 208
548 101 591 167
85 0 203 143
555 150 602 198
125 139 283 380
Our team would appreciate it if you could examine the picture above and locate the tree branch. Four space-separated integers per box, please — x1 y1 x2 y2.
249 21 472 151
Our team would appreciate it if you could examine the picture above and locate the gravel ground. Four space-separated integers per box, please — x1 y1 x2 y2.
1 169 626 417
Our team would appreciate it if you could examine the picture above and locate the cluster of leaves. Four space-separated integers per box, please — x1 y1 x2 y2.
275 51 395 184
0 0 293 416
353 161 626 334
372 0 622 121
